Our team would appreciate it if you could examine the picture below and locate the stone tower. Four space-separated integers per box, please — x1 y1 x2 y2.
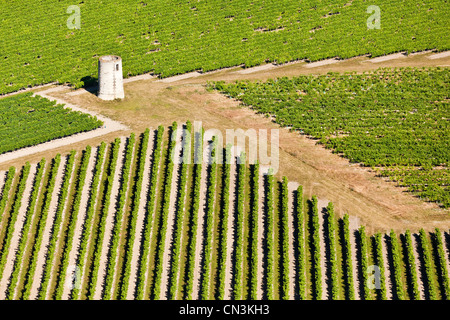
98 55 125 100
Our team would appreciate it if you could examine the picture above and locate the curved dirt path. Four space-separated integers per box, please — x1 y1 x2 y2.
223 162 236 300
29 155 66 299
0 90 128 165
61 148 97 299
93 137 126 299
127 129 154 299
160 127 184 299
0 163 37 299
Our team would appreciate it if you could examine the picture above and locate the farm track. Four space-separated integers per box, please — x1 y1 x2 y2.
0 163 37 299
224 163 236 300
160 128 183 300
93 138 126 299
61 148 97 299
127 130 154 299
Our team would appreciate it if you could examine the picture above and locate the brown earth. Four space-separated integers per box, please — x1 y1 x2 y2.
1 51 449 235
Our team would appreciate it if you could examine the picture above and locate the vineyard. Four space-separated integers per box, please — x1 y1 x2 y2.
0 92 103 155
0 123 448 300
1 0 449 95
210 67 450 208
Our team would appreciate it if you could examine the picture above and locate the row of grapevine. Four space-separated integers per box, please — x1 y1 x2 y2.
70 142 107 299
86 138 121 299
0 163 31 281
103 134 136 300
279 177 290 300
357 226 370 300
38 152 76 299
0 167 16 220
136 126 164 299
199 136 218 299
389 230 406 300
20 155 62 300
53 146 92 299
168 122 192 299
340 214 355 300
418 228 437 300
216 145 232 299
183 126 204 300
325 202 338 300
309 196 322 300
232 152 246 299
371 233 387 300
432 228 450 299
264 171 274 299
295 186 306 300
151 122 178 299
5 159 46 299
248 162 259 300
403 230 421 300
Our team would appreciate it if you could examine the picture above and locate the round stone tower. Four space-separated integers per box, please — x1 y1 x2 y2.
98 55 125 100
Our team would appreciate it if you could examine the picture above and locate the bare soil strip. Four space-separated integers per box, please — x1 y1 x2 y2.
367 52 406 63
61 148 97 299
235 64 276 74
158 72 202 83
93 138 126 299
160 128 183 299
224 162 236 300
76 144 109 299
0 92 128 165
381 235 393 300
316 198 330 300
256 168 265 299
410 234 425 300
305 58 340 68
287 182 300 299
127 130 155 299
0 163 37 299
44 154 78 300
192 145 211 299
427 51 450 59
348 215 361 300
29 156 66 299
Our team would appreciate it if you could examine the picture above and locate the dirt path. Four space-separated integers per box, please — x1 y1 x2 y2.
29 155 66 299
287 182 300 300
44 153 77 300
192 143 211 299
75 144 109 300
348 215 361 300
316 198 330 300
0 91 128 166
160 127 183 300
410 233 425 300
61 147 97 299
126 129 154 299
224 162 236 300
381 235 393 300
0 163 37 299
93 137 126 299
